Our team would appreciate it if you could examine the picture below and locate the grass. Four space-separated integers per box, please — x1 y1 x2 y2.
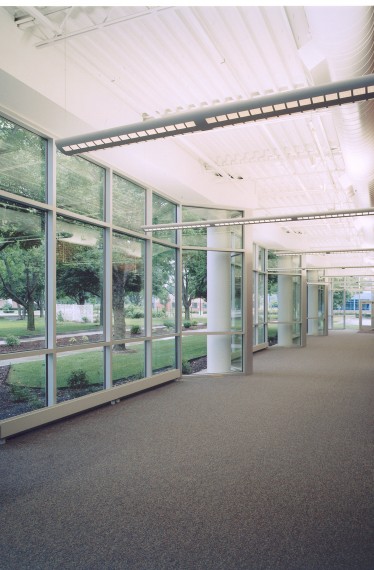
8 335 209 388
0 317 99 338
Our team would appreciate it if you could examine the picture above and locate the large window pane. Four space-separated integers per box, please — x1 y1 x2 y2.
56 217 103 346
231 253 243 331
0 116 46 202
152 193 177 243
112 341 145 385
56 348 104 403
112 232 145 340
181 333 242 375
0 200 45 352
56 152 105 220
0 355 45 420
181 334 207 374
152 337 176 374
152 244 176 335
112 174 145 232
182 206 243 248
182 250 206 329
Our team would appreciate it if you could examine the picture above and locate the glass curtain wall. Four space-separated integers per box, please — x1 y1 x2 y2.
181 206 244 375
267 251 303 347
327 275 374 330
0 115 181 423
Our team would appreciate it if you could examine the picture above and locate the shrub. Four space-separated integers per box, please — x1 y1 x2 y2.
191 320 198 326
6 335 20 347
10 383 31 402
183 320 192 329
67 369 89 390
81 335 89 343
126 305 144 319
69 337 77 344
130 324 141 335
2 302 15 313
152 310 165 318
163 319 174 329
57 311 64 322
182 359 192 375
82 316 90 323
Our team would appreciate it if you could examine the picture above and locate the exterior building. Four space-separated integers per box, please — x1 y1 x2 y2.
0 6 373 440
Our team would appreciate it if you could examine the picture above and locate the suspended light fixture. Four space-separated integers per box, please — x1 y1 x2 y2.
56 75 374 156
142 207 374 233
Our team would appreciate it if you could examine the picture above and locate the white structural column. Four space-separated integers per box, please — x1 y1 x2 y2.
207 227 231 373
307 270 320 335
277 257 294 346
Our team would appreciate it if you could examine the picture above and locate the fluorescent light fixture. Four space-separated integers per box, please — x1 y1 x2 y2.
142 208 374 232
275 248 374 256
56 75 374 155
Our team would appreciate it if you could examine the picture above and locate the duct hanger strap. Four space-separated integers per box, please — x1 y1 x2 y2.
56 75 374 156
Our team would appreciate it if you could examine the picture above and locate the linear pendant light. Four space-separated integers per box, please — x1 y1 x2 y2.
56 75 374 155
142 207 374 232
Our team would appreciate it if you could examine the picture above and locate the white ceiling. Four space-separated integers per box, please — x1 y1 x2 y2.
0 5 373 276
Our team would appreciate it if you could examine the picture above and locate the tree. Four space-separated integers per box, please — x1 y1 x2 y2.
0 203 44 331
182 251 207 320
56 241 102 305
152 245 176 316
112 263 142 345
0 239 44 332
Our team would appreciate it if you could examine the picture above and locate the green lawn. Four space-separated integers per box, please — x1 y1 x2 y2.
0 317 100 339
8 335 209 388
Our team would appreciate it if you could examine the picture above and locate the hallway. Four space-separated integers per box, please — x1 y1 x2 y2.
0 331 373 569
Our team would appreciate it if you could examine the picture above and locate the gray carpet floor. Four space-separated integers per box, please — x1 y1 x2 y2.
0 331 373 570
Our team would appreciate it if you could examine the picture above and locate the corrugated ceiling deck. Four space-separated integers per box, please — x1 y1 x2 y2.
2 5 373 259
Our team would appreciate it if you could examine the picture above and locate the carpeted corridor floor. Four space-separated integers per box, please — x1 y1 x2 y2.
0 330 373 570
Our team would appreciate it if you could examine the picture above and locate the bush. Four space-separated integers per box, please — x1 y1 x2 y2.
191 320 198 326
81 316 90 323
163 319 174 329
57 311 64 322
130 324 141 335
182 359 192 374
81 336 89 343
67 369 89 390
10 383 31 402
183 320 192 328
152 310 166 318
6 335 20 347
126 305 144 319
69 337 77 344
2 302 15 313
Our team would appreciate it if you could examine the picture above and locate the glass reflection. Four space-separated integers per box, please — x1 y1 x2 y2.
56 217 103 346
152 193 177 243
56 151 105 220
0 200 46 351
152 244 176 335
152 337 176 374
56 348 104 402
0 115 46 202
112 342 145 385
112 233 145 340
112 174 145 232
0 355 45 420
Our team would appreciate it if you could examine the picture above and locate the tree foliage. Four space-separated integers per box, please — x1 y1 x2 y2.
182 251 207 319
